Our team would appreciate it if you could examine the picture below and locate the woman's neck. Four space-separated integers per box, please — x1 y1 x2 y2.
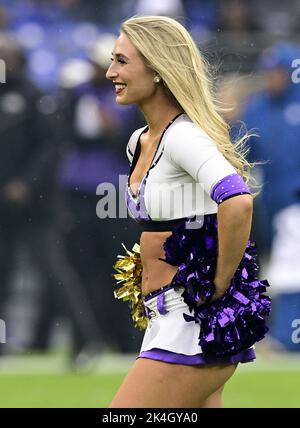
139 93 184 138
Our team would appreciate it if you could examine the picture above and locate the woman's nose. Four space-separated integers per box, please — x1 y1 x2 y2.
106 63 117 80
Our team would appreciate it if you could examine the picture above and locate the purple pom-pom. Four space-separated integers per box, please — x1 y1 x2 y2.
162 214 271 356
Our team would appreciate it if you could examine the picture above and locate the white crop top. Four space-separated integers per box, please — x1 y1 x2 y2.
126 113 237 221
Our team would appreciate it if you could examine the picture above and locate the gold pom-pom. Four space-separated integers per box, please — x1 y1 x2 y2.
113 243 148 330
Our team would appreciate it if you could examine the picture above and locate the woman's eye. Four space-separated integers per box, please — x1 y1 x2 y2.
110 57 126 64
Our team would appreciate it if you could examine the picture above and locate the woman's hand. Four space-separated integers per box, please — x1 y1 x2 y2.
210 288 226 303
195 277 231 307
210 277 231 303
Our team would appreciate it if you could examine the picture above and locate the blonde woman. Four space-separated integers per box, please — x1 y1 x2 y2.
106 15 270 408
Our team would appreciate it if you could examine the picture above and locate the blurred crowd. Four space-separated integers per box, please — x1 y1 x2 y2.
0 0 299 368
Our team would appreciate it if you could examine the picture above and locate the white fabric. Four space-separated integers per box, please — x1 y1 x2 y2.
126 113 237 220
141 287 203 355
267 204 300 292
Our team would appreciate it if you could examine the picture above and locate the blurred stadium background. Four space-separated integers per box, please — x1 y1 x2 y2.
0 0 299 408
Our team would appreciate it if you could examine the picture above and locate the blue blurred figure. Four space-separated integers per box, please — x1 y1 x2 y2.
243 42 300 351
55 34 143 363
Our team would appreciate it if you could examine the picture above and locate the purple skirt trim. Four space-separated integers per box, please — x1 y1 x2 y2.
144 283 174 302
138 347 256 365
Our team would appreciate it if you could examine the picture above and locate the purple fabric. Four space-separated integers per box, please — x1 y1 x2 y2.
138 347 256 365
143 284 173 319
144 283 174 302
161 214 271 356
157 292 169 315
126 112 184 223
126 173 151 221
210 173 251 204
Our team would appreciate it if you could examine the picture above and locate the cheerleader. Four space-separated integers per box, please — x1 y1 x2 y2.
107 15 271 408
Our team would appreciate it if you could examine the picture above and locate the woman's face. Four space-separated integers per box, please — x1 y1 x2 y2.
106 32 158 106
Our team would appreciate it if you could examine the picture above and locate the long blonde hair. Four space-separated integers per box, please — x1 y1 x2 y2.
121 15 257 188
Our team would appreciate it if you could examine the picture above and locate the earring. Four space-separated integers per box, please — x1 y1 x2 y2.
154 75 161 83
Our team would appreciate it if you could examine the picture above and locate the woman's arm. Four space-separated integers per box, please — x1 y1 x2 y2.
165 124 253 301
212 194 253 300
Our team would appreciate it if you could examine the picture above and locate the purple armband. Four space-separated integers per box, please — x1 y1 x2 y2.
210 173 251 205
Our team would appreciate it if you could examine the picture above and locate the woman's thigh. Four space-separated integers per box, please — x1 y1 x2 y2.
200 386 224 408
109 358 237 408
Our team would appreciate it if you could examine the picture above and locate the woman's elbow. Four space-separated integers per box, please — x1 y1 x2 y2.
219 194 253 215
239 193 253 212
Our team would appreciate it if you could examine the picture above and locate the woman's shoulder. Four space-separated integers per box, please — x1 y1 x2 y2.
165 114 216 156
126 125 148 161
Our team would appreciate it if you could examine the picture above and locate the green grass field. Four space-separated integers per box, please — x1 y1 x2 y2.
0 352 299 408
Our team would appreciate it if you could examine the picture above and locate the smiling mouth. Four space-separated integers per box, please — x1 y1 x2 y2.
115 83 127 94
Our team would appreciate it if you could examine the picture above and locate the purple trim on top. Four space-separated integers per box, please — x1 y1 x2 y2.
126 112 184 224
144 283 174 302
137 173 150 220
210 173 251 205
138 347 256 365
126 174 151 222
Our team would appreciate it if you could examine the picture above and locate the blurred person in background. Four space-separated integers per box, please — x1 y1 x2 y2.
0 32 116 367
216 74 266 260
203 0 260 74
215 0 258 34
243 42 300 351
0 34 59 355
251 0 300 38
55 33 143 363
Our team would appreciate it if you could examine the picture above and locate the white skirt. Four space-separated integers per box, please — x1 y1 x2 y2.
139 285 256 365
141 286 203 355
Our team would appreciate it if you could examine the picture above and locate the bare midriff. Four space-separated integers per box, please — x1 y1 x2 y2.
140 231 179 296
